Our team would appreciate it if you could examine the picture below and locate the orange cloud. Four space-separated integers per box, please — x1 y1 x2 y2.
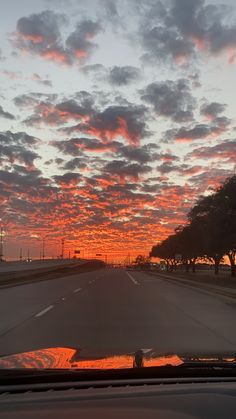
41 49 69 64
74 49 87 59
18 32 44 44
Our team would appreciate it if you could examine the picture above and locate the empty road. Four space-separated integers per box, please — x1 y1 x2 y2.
1 268 236 357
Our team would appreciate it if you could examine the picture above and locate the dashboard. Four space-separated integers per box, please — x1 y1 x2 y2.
1 380 236 418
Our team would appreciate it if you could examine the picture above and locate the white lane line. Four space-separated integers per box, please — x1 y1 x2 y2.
74 287 81 293
126 271 140 286
35 305 54 318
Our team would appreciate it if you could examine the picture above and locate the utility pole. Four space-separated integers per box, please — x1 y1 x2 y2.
42 237 45 260
0 227 4 262
27 248 30 261
61 238 65 259
20 248 22 261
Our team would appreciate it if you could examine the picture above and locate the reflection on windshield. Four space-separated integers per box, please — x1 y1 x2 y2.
0 347 183 370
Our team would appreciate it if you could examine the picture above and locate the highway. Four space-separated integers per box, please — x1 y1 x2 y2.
1 268 236 357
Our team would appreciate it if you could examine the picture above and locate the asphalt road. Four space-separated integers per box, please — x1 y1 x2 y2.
1 268 236 357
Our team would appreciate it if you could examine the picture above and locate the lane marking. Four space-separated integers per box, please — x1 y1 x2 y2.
74 287 81 293
35 305 54 318
126 271 140 286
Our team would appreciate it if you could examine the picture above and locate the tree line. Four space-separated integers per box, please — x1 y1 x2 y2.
150 175 236 277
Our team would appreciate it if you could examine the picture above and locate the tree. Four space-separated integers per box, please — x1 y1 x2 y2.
188 175 236 276
175 223 204 273
150 234 182 271
216 175 236 276
134 255 150 269
151 175 236 277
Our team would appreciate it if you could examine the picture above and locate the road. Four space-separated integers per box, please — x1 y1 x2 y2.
1 268 236 357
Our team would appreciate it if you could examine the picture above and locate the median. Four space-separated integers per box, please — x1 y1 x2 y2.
0 260 105 289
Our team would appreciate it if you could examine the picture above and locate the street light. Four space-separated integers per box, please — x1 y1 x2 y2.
42 236 45 260
0 226 4 262
61 238 65 259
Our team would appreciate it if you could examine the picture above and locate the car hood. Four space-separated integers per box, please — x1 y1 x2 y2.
0 347 235 370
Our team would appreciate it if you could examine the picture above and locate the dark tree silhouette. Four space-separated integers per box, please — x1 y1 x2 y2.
151 175 236 277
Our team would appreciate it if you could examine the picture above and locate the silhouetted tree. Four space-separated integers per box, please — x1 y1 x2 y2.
134 255 150 269
188 175 236 276
151 175 236 277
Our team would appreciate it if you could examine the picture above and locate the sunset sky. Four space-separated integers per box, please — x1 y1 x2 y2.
0 0 236 261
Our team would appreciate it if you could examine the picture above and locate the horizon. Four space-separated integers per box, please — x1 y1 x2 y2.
0 0 236 261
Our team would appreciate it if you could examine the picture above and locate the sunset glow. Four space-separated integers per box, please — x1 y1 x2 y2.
0 0 235 262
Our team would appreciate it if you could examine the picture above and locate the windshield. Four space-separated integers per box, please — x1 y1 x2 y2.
0 0 235 371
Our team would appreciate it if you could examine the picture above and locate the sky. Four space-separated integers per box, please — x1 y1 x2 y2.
0 0 235 262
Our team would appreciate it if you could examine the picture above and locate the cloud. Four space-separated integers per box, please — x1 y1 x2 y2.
139 0 236 64
116 143 159 163
23 97 93 127
53 137 159 166
13 10 68 62
1 70 22 80
66 20 102 61
81 104 150 145
12 10 102 65
63 157 87 171
0 131 40 167
159 152 179 162
0 105 15 120
14 92 58 108
0 167 44 190
61 103 150 145
17 91 149 146
53 137 119 155
188 168 233 191
170 115 230 142
187 140 236 163
108 66 141 85
81 64 141 86
200 102 226 119
81 63 105 75
140 79 195 122
156 160 204 177
31 73 52 86
53 172 81 187
156 161 178 174
99 0 123 29
141 24 194 65
103 159 152 180
0 49 5 61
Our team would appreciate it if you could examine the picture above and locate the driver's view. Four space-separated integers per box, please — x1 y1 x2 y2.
0 0 236 418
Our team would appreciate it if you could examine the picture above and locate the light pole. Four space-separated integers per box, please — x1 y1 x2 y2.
42 236 45 260
0 226 4 262
61 238 65 259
